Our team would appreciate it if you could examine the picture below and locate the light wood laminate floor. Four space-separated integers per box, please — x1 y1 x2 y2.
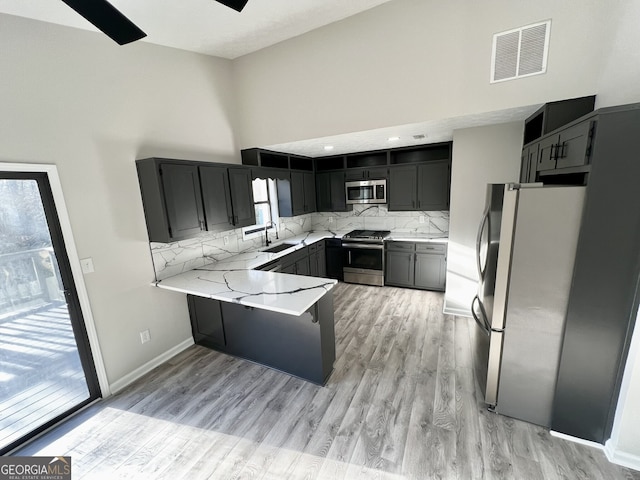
16 283 640 479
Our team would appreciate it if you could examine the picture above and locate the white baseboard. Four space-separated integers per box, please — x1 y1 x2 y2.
605 439 640 472
550 430 604 450
108 337 195 395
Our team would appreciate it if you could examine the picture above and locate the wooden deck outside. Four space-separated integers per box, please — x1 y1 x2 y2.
0 302 90 450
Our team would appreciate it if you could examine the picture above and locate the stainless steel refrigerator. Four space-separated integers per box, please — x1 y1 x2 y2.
471 183 585 427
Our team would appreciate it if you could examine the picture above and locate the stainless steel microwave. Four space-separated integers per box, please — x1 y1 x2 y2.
345 179 387 205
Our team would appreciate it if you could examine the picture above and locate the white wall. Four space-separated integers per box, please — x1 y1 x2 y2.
233 0 614 148
444 123 523 316
0 14 239 388
596 0 640 108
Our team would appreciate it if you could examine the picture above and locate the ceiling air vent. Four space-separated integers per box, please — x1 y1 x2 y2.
491 20 551 83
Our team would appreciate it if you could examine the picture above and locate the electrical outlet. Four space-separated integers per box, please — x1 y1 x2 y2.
223 236 229 246
419 215 425 224
80 257 94 274
140 329 151 344
328 217 334 224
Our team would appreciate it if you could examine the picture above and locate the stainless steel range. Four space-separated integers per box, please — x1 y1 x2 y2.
342 229 390 286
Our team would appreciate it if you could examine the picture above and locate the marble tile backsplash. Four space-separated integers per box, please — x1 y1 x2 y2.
312 205 449 236
150 214 314 281
149 206 449 281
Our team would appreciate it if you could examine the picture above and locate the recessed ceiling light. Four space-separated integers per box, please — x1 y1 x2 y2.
388 136 400 142
323 145 334 151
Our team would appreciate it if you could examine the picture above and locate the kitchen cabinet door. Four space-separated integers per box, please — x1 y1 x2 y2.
344 167 388 181
385 250 415 287
160 163 205 241
295 256 310 276
555 120 593 169
415 252 446 291
187 294 226 348
303 172 316 213
309 251 319 276
199 165 234 231
317 244 327 277
316 172 331 212
537 135 558 171
417 161 450 210
290 171 306 216
388 166 418 211
228 167 256 227
520 146 540 183
316 171 348 212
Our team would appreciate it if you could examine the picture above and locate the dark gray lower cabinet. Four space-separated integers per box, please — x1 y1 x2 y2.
187 295 226 348
256 241 327 278
415 250 446 290
385 250 414 287
385 241 446 291
187 293 336 385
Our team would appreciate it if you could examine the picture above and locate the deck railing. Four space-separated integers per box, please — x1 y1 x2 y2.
0 248 63 316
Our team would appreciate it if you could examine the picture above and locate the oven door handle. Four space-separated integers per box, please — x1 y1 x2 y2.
341 242 384 250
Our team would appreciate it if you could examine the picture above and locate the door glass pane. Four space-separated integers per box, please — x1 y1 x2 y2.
0 179 90 452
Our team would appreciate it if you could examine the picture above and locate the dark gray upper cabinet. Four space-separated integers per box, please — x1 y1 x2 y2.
389 161 451 211
344 167 388 181
291 171 306 216
388 166 418 211
279 171 317 217
520 145 538 183
304 172 316 214
136 158 206 243
316 171 349 212
417 160 450 210
160 163 205 240
199 165 233 231
555 120 594 169
227 167 256 227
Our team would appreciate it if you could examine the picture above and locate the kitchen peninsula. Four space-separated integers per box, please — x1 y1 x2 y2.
154 233 339 385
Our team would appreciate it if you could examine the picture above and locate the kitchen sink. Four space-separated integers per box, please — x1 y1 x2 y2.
263 243 294 254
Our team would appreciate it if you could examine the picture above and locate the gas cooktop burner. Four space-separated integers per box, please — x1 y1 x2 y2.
343 229 391 240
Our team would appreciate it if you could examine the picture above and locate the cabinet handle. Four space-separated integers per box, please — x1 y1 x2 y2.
348 251 352 264
412 200 415 208
557 142 567 159
234 215 238 224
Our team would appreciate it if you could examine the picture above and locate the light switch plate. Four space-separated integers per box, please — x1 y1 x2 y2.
80 257 94 274
223 236 229 246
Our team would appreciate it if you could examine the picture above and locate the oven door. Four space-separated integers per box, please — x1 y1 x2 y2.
342 242 384 286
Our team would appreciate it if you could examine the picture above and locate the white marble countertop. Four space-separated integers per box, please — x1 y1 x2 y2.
155 267 336 316
154 229 448 315
154 230 343 316
385 233 449 243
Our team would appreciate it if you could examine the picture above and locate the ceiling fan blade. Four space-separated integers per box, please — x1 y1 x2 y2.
214 0 250 12
61 0 146 45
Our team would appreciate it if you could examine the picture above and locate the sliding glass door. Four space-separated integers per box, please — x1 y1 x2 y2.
0 172 100 454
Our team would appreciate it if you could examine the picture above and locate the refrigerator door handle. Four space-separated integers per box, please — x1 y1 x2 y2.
476 206 490 280
472 295 491 336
